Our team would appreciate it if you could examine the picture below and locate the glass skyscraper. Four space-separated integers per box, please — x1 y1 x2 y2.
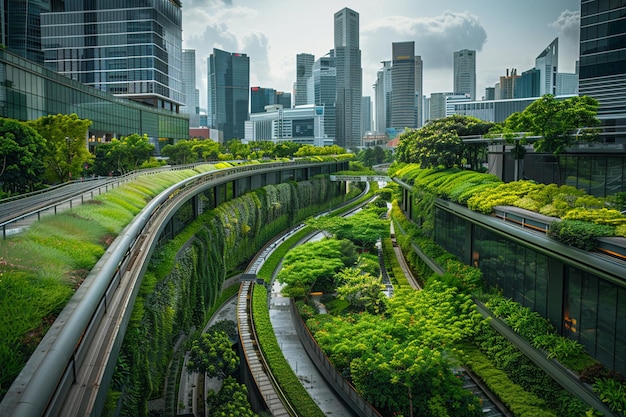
40 0 184 112
295 53 314 106
579 0 626 140
333 7 362 150
1 0 50 65
453 49 476 100
207 48 249 143
182 49 200 127
313 53 336 140
391 41 419 130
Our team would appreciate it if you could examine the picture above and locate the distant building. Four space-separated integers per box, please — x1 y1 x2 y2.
250 87 277 114
295 53 315 105
182 49 201 128
374 60 392 132
244 105 328 146
276 91 292 109
556 73 579 96
454 49 476 100
428 92 453 121
484 87 496 101
536 38 559 96
334 7 362 150
391 41 419 130
207 48 249 143
516 68 541 98
498 68 521 99
450 95 575 123
361 96 372 135
312 53 336 141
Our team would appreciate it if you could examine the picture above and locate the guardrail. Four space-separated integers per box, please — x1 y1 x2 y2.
0 159 342 417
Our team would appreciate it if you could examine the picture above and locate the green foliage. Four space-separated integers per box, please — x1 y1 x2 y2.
497 95 601 158
396 115 494 169
27 113 94 183
593 378 626 415
335 267 387 314
93 134 154 176
306 208 388 251
0 117 47 193
548 219 615 250
186 330 239 378
206 376 258 417
277 239 357 297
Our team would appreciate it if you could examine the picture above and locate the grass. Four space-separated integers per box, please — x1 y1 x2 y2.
0 165 216 400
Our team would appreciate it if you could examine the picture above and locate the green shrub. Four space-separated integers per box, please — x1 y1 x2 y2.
548 219 615 250
593 378 626 415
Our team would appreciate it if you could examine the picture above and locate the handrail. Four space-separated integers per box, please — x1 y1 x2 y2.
1 159 344 417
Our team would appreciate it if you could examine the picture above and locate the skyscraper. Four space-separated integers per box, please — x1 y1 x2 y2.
182 49 200 127
579 1 626 137
207 48 250 143
41 0 184 111
374 61 392 132
1 0 50 65
333 7 362 149
361 96 371 133
453 49 476 100
295 53 314 106
535 38 558 96
250 86 277 114
391 41 419 130
313 53 336 140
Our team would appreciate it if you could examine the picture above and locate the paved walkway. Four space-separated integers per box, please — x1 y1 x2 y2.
269 279 355 416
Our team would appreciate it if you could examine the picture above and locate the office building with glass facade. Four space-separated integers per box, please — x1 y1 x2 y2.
390 41 418 130
0 49 188 146
40 0 184 112
396 183 626 376
295 53 314 106
453 49 476 100
334 7 362 150
312 53 336 141
579 0 626 143
207 48 249 143
1 0 49 65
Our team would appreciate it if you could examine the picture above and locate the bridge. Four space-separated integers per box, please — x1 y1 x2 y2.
0 159 348 417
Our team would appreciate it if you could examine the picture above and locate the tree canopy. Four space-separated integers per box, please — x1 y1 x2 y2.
93 133 155 175
0 118 47 194
396 115 493 169
494 94 601 158
27 113 94 182
186 329 239 379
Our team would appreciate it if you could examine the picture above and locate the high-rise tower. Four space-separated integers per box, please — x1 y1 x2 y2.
1 0 50 64
535 38 558 96
182 49 200 127
41 0 184 111
333 7 362 149
391 41 421 130
295 53 314 106
207 48 250 143
312 53 337 140
453 49 476 100
579 1 626 138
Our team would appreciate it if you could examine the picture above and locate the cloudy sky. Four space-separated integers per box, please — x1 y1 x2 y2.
181 0 581 108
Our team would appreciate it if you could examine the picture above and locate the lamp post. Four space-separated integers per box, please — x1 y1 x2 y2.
66 136 72 181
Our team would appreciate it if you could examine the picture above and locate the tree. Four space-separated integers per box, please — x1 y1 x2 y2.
335 267 387 314
94 134 155 175
306 208 388 251
186 330 239 379
396 115 493 169
161 139 195 165
501 94 601 159
191 139 222 161
206 376 257 417
225 139 251 160
0 118 47 193
277 238 358 297
27 113 93 182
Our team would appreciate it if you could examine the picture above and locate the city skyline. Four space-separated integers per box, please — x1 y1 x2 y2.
181 0 580 108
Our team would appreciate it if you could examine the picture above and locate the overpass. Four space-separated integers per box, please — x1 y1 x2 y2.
0 159 349 417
